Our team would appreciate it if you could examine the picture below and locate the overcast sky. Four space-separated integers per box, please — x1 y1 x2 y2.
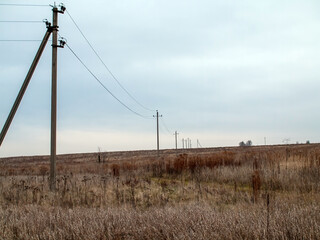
1 0 320 157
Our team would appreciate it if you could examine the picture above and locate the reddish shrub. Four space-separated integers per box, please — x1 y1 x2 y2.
111 164 120 177
172 154 188 174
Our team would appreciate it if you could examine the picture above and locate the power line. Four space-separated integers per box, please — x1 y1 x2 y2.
0 40 42 41
0 20 43 23
0 40 52 42
0 3 49 7
160 117 172 135
66 10 154 112
66 43 151 119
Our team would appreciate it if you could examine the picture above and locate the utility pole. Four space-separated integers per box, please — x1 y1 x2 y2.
174 131 179 149
153 110 162 157
197 139 202 148
182 138 184 149
187 138 191 148
50 3 65 191
0 4 65 192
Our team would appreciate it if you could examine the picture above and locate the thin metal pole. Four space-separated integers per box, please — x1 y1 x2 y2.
0 29 52 146
50 5 58 191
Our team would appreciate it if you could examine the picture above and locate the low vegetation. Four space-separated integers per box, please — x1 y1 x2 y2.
0 144 319 239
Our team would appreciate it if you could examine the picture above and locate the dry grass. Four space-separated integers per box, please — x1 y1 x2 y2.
0 144 320 239
1 200 320 240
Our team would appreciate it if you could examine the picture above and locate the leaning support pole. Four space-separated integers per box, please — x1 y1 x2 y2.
0 26 52 147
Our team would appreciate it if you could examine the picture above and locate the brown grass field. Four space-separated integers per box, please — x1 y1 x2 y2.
0 144 320 239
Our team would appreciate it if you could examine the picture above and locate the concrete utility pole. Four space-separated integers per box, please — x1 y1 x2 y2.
0 3 65 192
182 138 184 149
187 138 191 148
174 131 179 149
153 110 162 157
50 3 65 191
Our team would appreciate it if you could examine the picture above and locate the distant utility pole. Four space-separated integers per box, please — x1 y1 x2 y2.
264 137 266 145
185 139 188 149
282 138 290 144
174 131 179 149
153 110 162 156
197 139 203 148
182 138 184 149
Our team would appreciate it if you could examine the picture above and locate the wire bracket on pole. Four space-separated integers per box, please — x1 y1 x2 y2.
49 3 66 13
43 19 51 28
52 37 66 48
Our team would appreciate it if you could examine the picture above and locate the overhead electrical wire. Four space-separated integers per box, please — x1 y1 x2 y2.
160 118 172 135
0 5 160 121
0 3 49 7
65 9 154 112
158 122 166 135
66 43 151 119
0 20 45 42
0 39 52 42
0 20 43 23
0 40 43 42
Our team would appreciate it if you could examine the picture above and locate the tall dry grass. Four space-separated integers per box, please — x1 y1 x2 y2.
0 144 320 239
1 200 319 239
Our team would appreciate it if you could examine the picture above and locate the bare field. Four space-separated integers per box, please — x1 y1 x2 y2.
0 144 320 239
